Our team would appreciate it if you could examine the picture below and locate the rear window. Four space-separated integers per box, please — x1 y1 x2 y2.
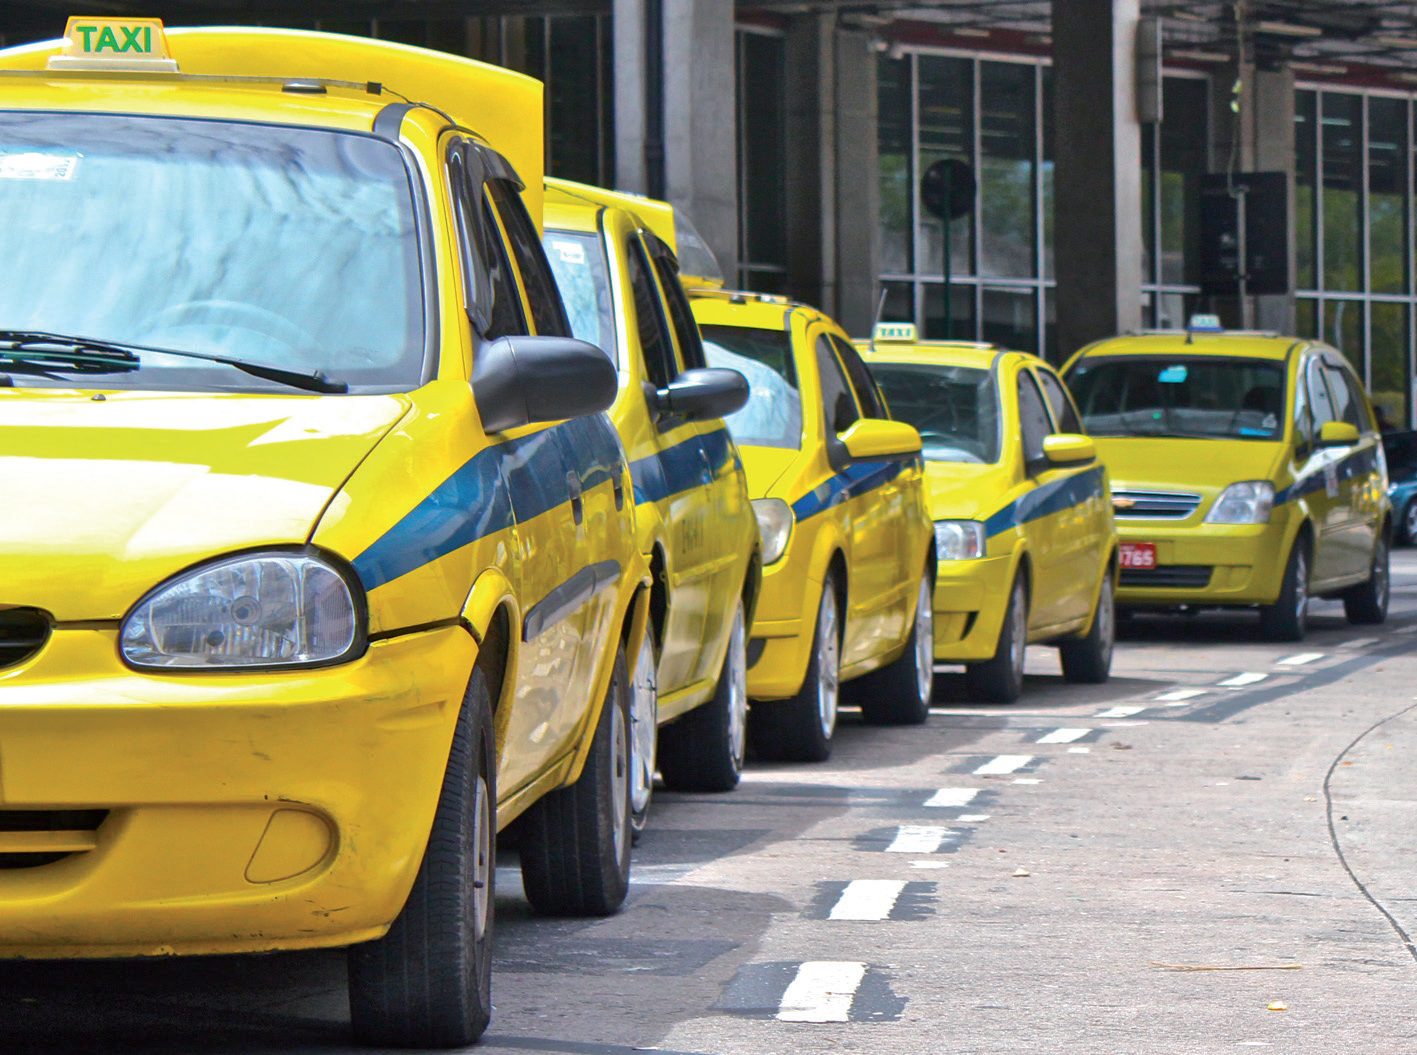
870 362 1000 464
1067 355 1286 441
701 323 801 449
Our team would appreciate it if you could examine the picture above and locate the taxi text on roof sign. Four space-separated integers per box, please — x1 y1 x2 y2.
873 322 918 343
47 17 179 73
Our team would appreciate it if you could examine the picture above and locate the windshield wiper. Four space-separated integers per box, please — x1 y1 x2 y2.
0 329 348 394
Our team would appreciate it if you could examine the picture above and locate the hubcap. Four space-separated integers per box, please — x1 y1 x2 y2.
1295 549 1308 622
1097 578 1115 661
1407 504 1417 541
913 575 934 704
816 591 840 740
727 605 748 768
1009 587 1026 679
610 703 629 861
629 634 657 818
472 773 491 942
1375 542 1390 608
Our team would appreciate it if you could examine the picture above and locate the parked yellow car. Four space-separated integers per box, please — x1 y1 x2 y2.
1065 322 1391 640
0 22 650 1048
858 326 1117 701
690 292 934 760
542 180 759 827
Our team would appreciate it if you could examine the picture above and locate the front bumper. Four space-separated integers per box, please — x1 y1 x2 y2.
0 624 476 959
1114 517 1291 607
931 553 1015 663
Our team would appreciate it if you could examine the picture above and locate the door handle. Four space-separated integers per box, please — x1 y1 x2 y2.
566 470 584 526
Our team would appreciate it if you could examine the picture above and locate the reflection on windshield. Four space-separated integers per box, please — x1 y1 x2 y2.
543 230 616 357
0 112 424 391
1068 356 1285 441
870 362 999 463
701 324 801 449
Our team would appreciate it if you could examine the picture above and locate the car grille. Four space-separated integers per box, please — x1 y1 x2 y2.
0 809 109 869
1111 489 1202 519
1119 565 1214 589
0 607 50 670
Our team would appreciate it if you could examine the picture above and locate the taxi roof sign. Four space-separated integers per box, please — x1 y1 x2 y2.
48 17 178 73
1186 313 1224 333
873 322 918 343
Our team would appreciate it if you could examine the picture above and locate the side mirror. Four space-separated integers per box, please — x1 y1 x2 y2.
838 419 922 461
473 335 617 433
653 367 749 423
1042 433 1096 465
1318 420 1360 448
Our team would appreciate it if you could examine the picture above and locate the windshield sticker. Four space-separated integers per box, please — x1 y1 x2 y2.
550 239 587 266
1158 364 1187 384
1239 427 1272 437
0 153 79 181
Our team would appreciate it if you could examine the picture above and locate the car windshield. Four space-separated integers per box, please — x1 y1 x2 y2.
543 229 617 359
869 361 1000 464
701 323 802 449
1068 356 1285 441
0 111 425 392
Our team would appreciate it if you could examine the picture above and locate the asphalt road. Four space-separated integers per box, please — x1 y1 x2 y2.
7 554 1417 1054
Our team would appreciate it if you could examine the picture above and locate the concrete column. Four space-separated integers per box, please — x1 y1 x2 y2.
612 0 648 194
834 28 881 334
1053 0 1144 358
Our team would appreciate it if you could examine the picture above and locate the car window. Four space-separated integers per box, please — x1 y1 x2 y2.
701 323 801 449
1292 359 1313 452
816 335 861 435
831 335 887 419
626 239 678 390
488 181 571 338
1325 364 1369 432
1308 358 1337 426
648 240 707 371
479 200 528 340
543 229 617 356
1035 367 1083 433
1017 371 1051 470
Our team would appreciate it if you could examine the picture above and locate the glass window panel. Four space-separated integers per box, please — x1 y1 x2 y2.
978 62 1036 278
981 286 1037 353
1153 291 1198 331
923 282 975 340
1322 93 1363 293
918 55 973 278
879 280 914 326
1369 97 1407 295
1141 123 1155 285
878 54 912 275
1296 91 1317 290
740 268 786 295
1296 296 1319 339
1042 68 1054 280
546 17 602 185
740 33 787 271
1371 301 1409 427
1322 298 1364 373
1159 77 1207 286
1043 287 1058 364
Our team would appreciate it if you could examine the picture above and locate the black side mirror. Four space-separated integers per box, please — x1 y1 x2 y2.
652 368 749 423
473 335 618 433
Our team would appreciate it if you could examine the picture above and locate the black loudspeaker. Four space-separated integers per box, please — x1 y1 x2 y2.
1199 171 1289 296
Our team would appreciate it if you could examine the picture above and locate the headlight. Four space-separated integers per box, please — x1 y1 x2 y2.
122 551 363 669
1205 481 1274 525
753 498 794 565
935 520 985 561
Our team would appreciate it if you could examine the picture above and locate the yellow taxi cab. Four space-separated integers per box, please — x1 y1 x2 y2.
541 179 759 827
857 325 1118 702
1064 318 1391 640
0 21 652 1048
689 292 935 761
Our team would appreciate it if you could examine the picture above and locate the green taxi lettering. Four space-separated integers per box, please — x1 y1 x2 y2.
76 24 152 53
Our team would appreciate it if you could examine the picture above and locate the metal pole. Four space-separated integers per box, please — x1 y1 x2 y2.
1236 182 1251 329
943 164 953 337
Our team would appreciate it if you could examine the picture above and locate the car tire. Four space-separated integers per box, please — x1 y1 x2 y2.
347 667 496 1049
1259 537 1310 642
749 580 841 763
518 643 633 917
1343 533 1390 625
1059 573 1115 685
659 599 749 792
627 628 658 840
1404 502 1417 546
853 569 935 726
966 574 1026 703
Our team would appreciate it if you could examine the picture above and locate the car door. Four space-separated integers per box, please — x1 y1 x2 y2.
1322 356 1382 581
1014 366 1072 632
1303 353 1346 586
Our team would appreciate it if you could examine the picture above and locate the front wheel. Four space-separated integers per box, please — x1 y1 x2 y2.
627 629 658 839
659 599 749 792
1259 538 1309 642
750 582 841 763
1059 573 1115 684
347 668 496 1048
854 569 935 725
966 574 1026 703
1343 533 1390 625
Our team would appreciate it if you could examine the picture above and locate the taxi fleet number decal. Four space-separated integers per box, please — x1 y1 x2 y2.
74 24 154 54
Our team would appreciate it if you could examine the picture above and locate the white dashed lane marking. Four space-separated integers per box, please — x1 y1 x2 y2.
1036 728 1090 744
974 755 1033 775
1068 746 1091 754
1096 705 1144 718
1341 637 1379 649
885 826 953 854
1277 652 1324 666
1154 688 1206 704
1219 672 1268 687
958 813 991 822
828 880 907 921
925 787 979 808
776 961 867 1022
1013 777 1042 785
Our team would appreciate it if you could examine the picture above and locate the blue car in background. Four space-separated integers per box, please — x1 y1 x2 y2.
1383 430 1417 544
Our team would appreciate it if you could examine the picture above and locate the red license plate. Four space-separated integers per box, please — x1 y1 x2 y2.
1119 543 1157 570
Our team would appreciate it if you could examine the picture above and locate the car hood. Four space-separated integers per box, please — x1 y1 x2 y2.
0 389 408 620
922 460 1006 521
1093 436 1284 493
738 444 802 500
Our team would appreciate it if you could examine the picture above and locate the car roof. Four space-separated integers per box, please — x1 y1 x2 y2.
690 287 847 331
855 339 1009 370
1075 331 1301 362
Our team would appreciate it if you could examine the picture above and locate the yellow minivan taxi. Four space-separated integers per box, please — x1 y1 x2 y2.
690 292 935 761
858 326 1117 702
542 179 760 828
1065 324 1391 640
0 22 650 1048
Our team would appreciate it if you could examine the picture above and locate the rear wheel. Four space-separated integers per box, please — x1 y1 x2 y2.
1059 573 1115 684
855 570 935 725
518 644 633 917
750 582 840 763
627 629 658 840
659 599 749 792
347 668 496 1049
966 574 1026 703
1259 538 1309 642
1343 533 1390 625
